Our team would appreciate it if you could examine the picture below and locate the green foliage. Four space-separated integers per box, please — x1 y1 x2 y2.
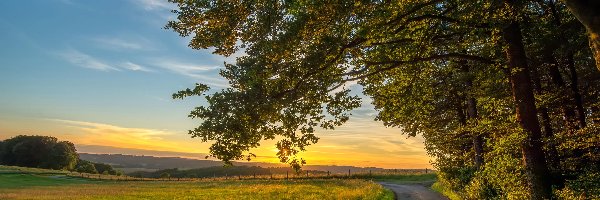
553 125 600 199
93 162 117 175
166 0 600 199
48 141 78 171
431 181 462 200
0 135 78 171
465 131 528 199
159 172 170 179
75 160 97 174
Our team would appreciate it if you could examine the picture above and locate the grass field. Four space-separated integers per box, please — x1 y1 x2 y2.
0 165 394 200
371 173 438 186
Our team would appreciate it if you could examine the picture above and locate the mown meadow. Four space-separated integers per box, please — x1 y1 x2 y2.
0 165 395 200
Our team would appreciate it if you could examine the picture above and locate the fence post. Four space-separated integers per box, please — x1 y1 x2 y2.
425 168 428 174
327 171 330 178
286 171 289 179
348 169 351 177
306 171 309 178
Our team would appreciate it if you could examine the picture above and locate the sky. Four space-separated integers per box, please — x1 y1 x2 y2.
0 0 431 169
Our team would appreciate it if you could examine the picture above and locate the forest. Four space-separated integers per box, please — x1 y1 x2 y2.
166 0 600 199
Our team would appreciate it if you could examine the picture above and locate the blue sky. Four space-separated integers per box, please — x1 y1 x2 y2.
0 0 430 168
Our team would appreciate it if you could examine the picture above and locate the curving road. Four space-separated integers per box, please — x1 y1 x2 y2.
378 182 448 200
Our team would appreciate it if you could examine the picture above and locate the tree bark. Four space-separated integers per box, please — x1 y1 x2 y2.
545 1 583 128
461 64 484 168
566 53 587 128
545 49 579 127
531 69 555 139
563 0 600 71
503 21 552 200
469 99 484 169
532 67 563 186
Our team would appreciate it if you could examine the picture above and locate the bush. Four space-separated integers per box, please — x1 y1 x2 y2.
160 172 170 179
465 131 529 199
93 162 117 175
75 159 98 174
0 135 78 170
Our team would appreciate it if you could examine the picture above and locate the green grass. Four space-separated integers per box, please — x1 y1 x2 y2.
0 179 393 200
0 165 394 199
0 165 69 174
431 181 461 200
373 173 438 185
0 174 100 188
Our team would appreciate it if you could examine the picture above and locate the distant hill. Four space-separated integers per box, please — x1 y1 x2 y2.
79 153 429 174
78 153 285 172
127 165 327 178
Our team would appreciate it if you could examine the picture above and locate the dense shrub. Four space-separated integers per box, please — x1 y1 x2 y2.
0 135 78 171
93 162 117 175
75 159 98 174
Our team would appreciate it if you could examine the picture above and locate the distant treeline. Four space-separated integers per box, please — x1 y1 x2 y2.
0 135 119 175
81 153 418 174
128 166 326 178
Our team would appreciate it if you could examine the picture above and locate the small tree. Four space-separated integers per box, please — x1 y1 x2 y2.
75 160 97 174
160 172 170 179
93 162 117 175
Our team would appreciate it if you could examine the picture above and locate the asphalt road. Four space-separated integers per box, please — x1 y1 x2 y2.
378 182 448 200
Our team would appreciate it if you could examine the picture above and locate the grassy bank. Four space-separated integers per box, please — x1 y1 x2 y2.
431 181 461 200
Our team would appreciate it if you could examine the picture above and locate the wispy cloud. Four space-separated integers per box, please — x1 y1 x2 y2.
93 37 147 51
121 61 153 72
58 49 119 71
49 119 204 153
76 144 210 159
154 60 229 88
132 0 174 11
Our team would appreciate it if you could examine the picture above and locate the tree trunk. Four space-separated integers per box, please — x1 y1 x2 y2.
545 49 579 127
545 1 581 128
531 69 555 139
469 100 484 168
532 67 563 185
462 64 484 168
566 53 587 128
503 21 552 200
563 0 600 70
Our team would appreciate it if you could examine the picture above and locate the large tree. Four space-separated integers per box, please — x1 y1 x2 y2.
167 0 599 198
562 0 600 70
168 0 493 168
